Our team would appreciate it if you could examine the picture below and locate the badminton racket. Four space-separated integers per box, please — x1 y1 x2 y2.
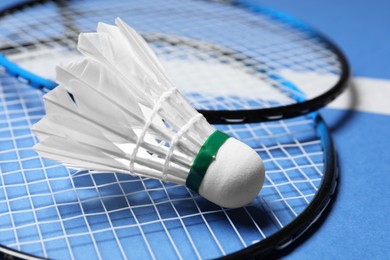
0 0 349 123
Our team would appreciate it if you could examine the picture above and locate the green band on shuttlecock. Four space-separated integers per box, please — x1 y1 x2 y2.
186 130 230 193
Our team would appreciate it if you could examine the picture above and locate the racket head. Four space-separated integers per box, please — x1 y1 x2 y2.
0 0 349 123
0 70 337 259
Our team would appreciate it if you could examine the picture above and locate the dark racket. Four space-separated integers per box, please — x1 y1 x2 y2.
0 0 345 259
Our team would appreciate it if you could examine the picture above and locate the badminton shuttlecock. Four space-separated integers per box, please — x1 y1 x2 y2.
32 18 265 208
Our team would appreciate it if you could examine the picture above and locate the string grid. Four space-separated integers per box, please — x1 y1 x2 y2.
0 69 324 259
0 0 341 107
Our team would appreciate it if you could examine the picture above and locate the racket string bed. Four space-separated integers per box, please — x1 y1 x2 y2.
0 0 348 121
0 71 330 259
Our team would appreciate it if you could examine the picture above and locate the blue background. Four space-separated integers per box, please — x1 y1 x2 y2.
0 0 389 258
257 0 390 258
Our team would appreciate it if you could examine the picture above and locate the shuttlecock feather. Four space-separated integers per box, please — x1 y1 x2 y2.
32 18 265 208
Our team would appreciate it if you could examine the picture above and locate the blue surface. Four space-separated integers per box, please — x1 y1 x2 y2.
257 0 390 258
258 0 390 80
0 0 389 258
301 109 390 259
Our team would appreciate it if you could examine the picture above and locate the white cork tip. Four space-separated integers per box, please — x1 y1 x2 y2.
199 138 265 208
